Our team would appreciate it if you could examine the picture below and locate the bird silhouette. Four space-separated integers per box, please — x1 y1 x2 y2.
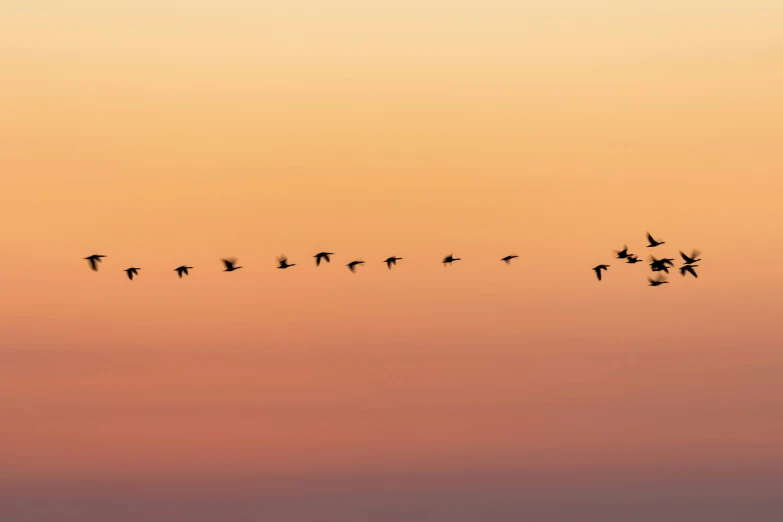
592 264 610 281
85 255 106 271
648 275 669 287
384 256 403 269
222 258 242 272
680 250 702 265
501 255 519 265
442 254 461 266
174 265 192 278
314 252 334 267
626 255 643 264
124 267 140 280
680 264 699 278
615 245 631 259
646 232 665 247
277 256 296 269
649 256 673 273
346 260 365 273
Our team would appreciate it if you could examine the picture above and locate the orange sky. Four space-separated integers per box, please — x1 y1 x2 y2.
1 1 783 520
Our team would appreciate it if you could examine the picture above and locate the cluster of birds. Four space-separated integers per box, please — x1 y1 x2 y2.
84 252 523 280
592 232 702 287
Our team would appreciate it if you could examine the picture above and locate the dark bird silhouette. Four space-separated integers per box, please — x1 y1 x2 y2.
85 255 106 271
593 264 610 281
384 256 403 269
680 264 699 278
346 260 365 273
277 256 296 269
680 250 702 265
626 255 643 264
649 275 669 287
174 265 192 278
222 258 242 272
646 232 665 247
501 255 519 265
615 245 631 259
649 256 673 273
124 267 140 280
442 254 461 266
314 252 334 267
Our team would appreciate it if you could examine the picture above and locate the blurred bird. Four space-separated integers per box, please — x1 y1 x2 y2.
314 252 334 267
649 275 669 287
680 250 702 265
626 255 643 264
646 232 665 247
649 256 673 273
85 255 106 271
124 267 140 280
277 256 296 269
501 255 519 264
593 264 610 281
443 254 461 266
174 265 192 278
384 256 403 269
615 245 631 259
222 259 242 272
347 260 365 273
680 264 699 278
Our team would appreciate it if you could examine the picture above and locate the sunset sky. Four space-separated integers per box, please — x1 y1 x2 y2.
2 1 783 520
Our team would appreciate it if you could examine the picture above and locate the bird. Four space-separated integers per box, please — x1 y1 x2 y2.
649 275 669 287
646 232 665 247
680 250 702 265
615 245 631 259
680 264 699 278
277 256 296 269
501 255 519 265
442 254 461 266
649 256 673 273
384 256 403 269
85 255 106 271
346 260 365 273
592 264 610 281
626 255 643 264
124 267 140 280
222 258 242 272
174 265 192 278
314 252 334 267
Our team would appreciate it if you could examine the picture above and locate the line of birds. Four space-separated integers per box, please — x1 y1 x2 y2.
592 232 702 287
84 253 523 280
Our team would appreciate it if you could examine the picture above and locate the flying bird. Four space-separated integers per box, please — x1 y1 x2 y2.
593 264 610 281
174 266 192 278
680 264 699 278
649 275 669 287
222 258 242 272
85 255 106 271
680 250 702 265
501 255 519 265
314 252 334 267
649 256 674 273
346 260 365 273
626 255 643 264
384 256 403 269
277 256 296 269
124 267 140 280
442 254 461 266
615 245 631 259
646 232 666 247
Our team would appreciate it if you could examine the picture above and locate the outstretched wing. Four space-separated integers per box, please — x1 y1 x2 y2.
222 259 233 269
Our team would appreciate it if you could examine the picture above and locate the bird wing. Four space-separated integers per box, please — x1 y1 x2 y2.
647 232 655 243
88 258 97 271
222 259 232 269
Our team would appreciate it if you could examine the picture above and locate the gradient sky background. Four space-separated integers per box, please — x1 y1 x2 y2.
2 1 783 520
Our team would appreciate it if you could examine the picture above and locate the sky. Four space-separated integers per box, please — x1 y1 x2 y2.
1 1 783 520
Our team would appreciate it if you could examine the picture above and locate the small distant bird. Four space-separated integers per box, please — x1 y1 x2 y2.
649 275 669 287
680 264 699 278
174 265 192 278
85 255 106 271
443 254 461 266
314 252 334 267
646 232 665 248
347 260 365 273
222 258 242 272
593 264 610 281
277 256 296 269
384 256 403 269
680 250 702 265
649 256 673 273
626 255 643 264
615 245 631 259
501 255 519 265
124 267 140 280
